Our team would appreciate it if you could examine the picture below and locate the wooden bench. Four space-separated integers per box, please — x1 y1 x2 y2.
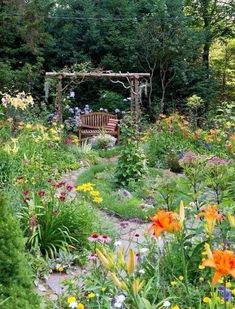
78 112 120 142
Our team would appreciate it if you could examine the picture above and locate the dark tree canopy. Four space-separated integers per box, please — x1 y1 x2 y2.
0 0 234 115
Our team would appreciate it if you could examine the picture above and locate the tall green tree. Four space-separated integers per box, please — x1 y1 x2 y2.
136 0 201 114
185 0 235 73
0 197 40 308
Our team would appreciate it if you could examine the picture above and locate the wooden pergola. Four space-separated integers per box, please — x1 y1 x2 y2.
45 71 150 122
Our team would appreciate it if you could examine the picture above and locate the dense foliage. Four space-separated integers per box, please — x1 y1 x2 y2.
0 197 40 309
0 0 234 117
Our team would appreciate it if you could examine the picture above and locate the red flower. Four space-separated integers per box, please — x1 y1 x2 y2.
37 190 45 197
23 197 30 204
66 185 73 192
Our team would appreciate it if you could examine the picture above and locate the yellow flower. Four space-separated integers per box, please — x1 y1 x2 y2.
56 264 64 272
203 297 211 303
199 265 205 270
93 197 103 204
171 281 177 287
76 183 94 192
67 296 76 304
226 282 232 288
179 276 184 281
126 249 135 274
25 123 33 129
101 287 106 292
90 190 100 197
199 277 204 282
132 278 144 295
87 292 95 299
109 272 127 290
171 306 180 309
77 304 84 309
228 214 235 228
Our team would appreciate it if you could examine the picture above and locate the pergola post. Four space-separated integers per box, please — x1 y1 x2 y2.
130 75 141 124
130 78 135 113
55 75 63 122
134 76 141 123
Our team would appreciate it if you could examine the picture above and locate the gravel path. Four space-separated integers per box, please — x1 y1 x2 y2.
37 162 150 299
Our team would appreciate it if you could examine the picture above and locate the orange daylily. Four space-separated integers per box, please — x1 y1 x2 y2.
149 210 181 237
198 204 223 234
202 244 235 284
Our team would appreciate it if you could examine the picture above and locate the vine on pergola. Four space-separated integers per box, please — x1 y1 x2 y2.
45 71 150 123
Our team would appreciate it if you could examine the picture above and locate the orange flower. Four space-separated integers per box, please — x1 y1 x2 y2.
149 210 181 237
202 244 235 284
198 205 223 234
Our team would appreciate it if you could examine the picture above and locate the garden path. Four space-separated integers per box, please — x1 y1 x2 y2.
38 160 150 300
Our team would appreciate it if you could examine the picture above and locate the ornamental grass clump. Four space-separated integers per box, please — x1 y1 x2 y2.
0 197 40 308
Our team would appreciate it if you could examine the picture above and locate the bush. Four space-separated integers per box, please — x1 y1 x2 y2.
18 183 97 257
89 133 116 149
0 197 40 308
116 141 147 186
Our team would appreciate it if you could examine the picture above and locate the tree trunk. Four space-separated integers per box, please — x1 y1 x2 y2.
203 41 210 73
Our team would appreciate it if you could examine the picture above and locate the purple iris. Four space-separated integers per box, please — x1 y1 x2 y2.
218 286 231 301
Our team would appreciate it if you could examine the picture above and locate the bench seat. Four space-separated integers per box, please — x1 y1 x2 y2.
78 112 120 142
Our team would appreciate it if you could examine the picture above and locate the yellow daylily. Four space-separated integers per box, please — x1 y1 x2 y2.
132 278 144 295
179 200 185 224
126 249 135 274
117 246 125 268
228 214 235 228
96 248 114 270
109 272 127 290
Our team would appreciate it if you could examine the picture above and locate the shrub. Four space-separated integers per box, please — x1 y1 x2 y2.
89 133 116 150
0 197 40 308
18 183 97 257
116 141 147 186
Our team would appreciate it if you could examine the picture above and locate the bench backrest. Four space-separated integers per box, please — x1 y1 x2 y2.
80 112 117 129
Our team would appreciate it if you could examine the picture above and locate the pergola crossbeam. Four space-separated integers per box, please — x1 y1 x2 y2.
46 72 150 78
45 71 150 123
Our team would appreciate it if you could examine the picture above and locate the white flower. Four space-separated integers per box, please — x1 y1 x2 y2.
163 300 171 307
114 302 122 308
114 240 122 247
140 248 148 254
69 301 78 308
139 269 145 274
116 295 125 303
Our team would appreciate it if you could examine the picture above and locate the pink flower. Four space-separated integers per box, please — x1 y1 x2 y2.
207 156 229 165
98 235 111 244
55 181 66 188
88 253 97 261
88 232 100 242
29 215 37 231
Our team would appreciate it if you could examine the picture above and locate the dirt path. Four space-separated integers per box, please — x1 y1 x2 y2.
38 161 150 299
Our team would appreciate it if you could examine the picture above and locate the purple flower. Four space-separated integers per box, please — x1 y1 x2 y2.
179 151 198 166
120 221 129 228
218 286 231 301
207 156 229 166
